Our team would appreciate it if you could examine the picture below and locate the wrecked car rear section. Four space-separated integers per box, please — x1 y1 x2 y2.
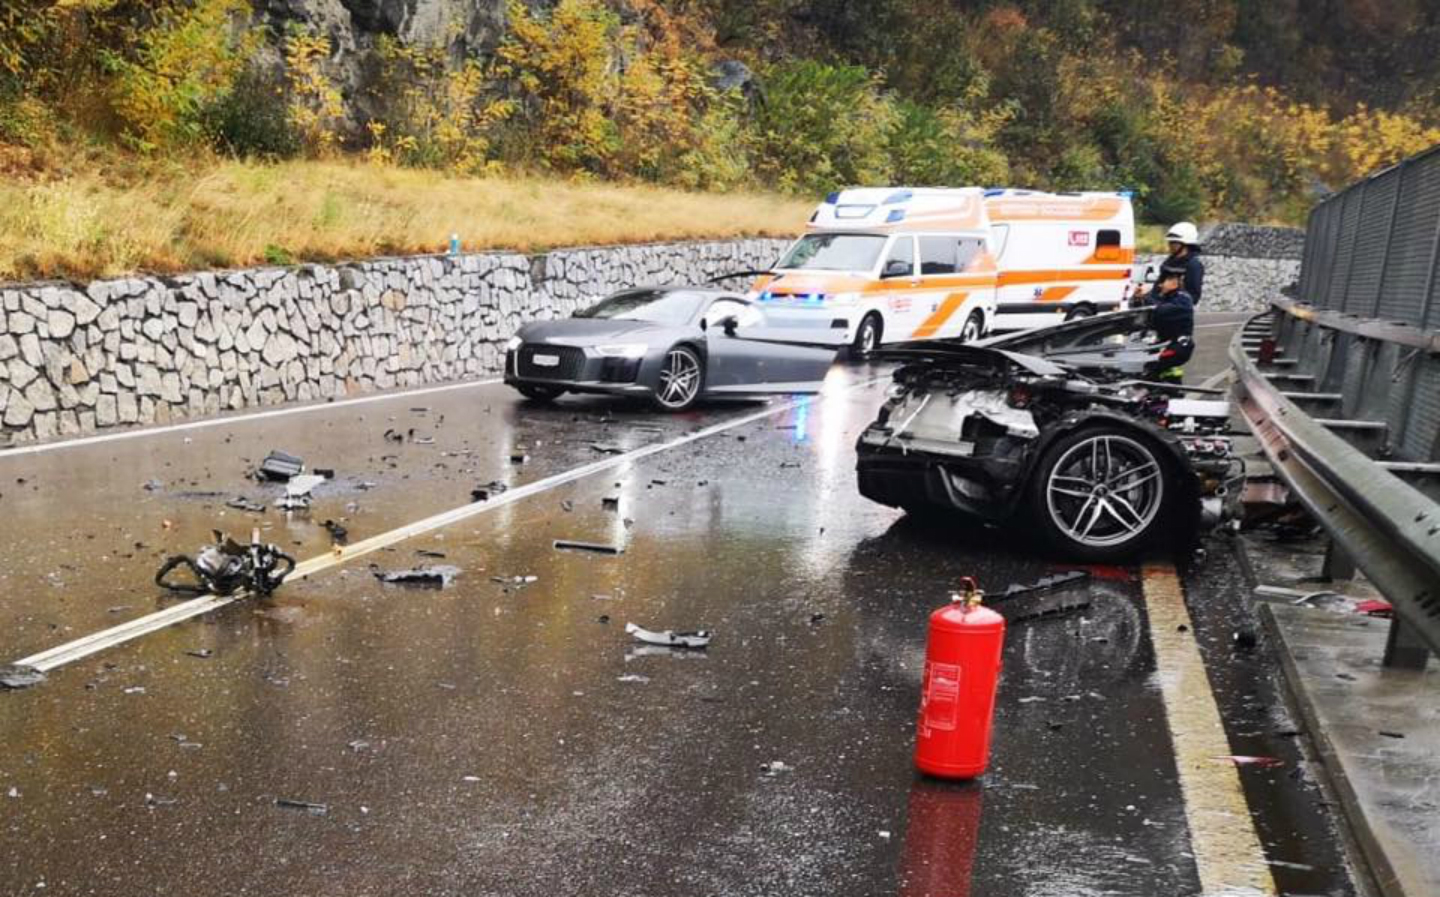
856 316 1239 561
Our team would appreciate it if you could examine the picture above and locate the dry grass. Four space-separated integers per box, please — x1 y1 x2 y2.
0 158 814 282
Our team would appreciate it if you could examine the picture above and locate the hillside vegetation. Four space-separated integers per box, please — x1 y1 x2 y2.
3 0 1439 279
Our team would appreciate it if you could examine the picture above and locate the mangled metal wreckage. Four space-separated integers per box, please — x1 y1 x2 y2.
856 310 1239 561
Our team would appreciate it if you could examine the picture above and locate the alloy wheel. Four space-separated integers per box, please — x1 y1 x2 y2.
656 348 702 410
1044 434 1165 548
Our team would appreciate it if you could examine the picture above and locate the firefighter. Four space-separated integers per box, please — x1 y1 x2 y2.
1161 221 1204 302
1145 264 1195 382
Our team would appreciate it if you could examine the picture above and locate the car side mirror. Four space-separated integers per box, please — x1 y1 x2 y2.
882 260 911 279
718 315 739 337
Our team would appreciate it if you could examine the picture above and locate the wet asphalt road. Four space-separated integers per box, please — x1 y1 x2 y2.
0 319 1354 896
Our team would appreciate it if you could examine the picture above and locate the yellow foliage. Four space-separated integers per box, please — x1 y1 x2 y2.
284 30 344 156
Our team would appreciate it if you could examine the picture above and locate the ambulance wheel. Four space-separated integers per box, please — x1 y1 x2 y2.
1027 425 1177 562
960 311 985 342
516 384 564 403
1065 304 1096 322
853 314 883 357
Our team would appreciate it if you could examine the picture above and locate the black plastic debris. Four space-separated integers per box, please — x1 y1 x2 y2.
471 481 509 502
274 798 328 816
779 461 801 469
256 450 305 482
383 428 406 443
184 649 213 659
226 496 266 513
625 622 712 649
322 520 349 546
155 530 295 598
0 664 46 689
1003 596 1093 625
590 443 624 455
510 453 528 464
415 549 447 559
142 478 165 492
554 540 623 555
313 468 335 479
372 565 461 588
601 496 620 510
993 570 1091 603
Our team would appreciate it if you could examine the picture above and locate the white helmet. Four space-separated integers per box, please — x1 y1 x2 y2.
1165 221 1199 246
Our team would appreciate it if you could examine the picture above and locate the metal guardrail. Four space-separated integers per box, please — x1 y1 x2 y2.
1232 304 1440 668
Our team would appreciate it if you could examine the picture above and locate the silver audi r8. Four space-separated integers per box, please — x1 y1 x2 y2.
504 287 841 412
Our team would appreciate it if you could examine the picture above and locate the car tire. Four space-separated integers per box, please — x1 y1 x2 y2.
515 384 565 403
652 345 704 412
959 310 985 342
1026 425 1176 562
1064 304 1096 322
852 314 883 357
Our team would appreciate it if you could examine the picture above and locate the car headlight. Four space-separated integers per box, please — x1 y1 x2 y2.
830 292 861 306
506 336 523 351
595 344 648 359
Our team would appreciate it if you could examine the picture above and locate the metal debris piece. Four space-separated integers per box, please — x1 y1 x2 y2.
322 520 349 546
256 450 305 482
274 798 329 816
226 496 267 513
372 565 462 588
553 540 623 555
154 529 295 597
285 474 326 499
471 481 509 502
0 664 46 690
625 622 712 649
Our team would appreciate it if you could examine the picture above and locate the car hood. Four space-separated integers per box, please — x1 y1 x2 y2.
518 318 683 347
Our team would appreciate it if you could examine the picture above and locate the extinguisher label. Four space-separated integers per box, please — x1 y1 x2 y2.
920 661 962 731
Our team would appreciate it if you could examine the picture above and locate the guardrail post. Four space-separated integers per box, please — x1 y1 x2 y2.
1384 616 1431 670
1321 540 1357 581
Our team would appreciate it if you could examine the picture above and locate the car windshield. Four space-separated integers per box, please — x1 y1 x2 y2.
777 233 886 272
574 289 705 326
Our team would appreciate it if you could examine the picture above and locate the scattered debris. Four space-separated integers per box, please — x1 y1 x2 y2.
808 613 826 625
590 443 625 455
601 496 620 510
154 530 295 597
256 450 305 482
553 540 623 555
411 435 435 445
347 740 371 752
383 428 406 443
313 468 335 479
1213 755 1284 768
994 570 1091 602
617 674 649 683
0 664 46 690
597 615 610 624
471 481 509 502
779 461 801 469
226 496 267 513
142 478 165 492
626 645 710 660
761 761 792 776
322 520 349 546
1355 599 1393 618
277 474 327 511
415 549 447 559
274 798 329 816
625 622 712 649
560 500 574 512
145 793 177 807
1233 628 1258 650
1003 596 1092 625
1379 730 1406 739
510 453 528 464
372 565 462 588
123 686 146 695
491 575 538 586
184 649 213 659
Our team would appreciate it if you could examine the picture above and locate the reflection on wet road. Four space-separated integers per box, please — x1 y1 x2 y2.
0 361 1351 896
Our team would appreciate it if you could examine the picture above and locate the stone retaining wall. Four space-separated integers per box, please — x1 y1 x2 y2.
1198 223 1305 260
0 239 788 445
1138 254 1302 313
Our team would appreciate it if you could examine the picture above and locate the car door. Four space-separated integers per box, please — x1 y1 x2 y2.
701 298 837 392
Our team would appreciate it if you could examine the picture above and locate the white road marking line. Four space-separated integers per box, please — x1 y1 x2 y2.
1142 563 1276 896
1196 321 1248 329
13 383 876 673
0 378 502 459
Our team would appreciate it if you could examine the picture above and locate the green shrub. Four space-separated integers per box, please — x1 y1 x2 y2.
203 68 300 159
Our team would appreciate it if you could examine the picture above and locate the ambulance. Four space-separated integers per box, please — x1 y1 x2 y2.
750 187 1135 352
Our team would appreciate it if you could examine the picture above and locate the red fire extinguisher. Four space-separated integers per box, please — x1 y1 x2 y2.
915 577 1005 779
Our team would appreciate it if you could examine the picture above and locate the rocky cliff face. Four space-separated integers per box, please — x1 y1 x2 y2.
251 0 512 130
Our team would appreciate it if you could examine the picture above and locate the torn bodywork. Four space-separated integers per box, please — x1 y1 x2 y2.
155 530 296 597
856 311 1240 561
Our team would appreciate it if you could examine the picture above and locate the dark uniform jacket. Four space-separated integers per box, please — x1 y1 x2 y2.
1150 288 1195 343
1163 250 1205 303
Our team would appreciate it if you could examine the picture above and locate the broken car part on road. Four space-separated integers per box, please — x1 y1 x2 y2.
154 529 295 598
856 310 1242 561
625 622 713 649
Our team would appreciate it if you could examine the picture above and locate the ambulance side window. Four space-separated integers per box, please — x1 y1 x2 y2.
956 238 985 272
918 236 956 275
882 236 914 278
1095 229 1123 262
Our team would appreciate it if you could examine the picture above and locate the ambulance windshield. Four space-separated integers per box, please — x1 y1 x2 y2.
778 234 886 272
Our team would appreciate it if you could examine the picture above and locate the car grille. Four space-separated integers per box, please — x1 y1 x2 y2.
517 345 585 380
